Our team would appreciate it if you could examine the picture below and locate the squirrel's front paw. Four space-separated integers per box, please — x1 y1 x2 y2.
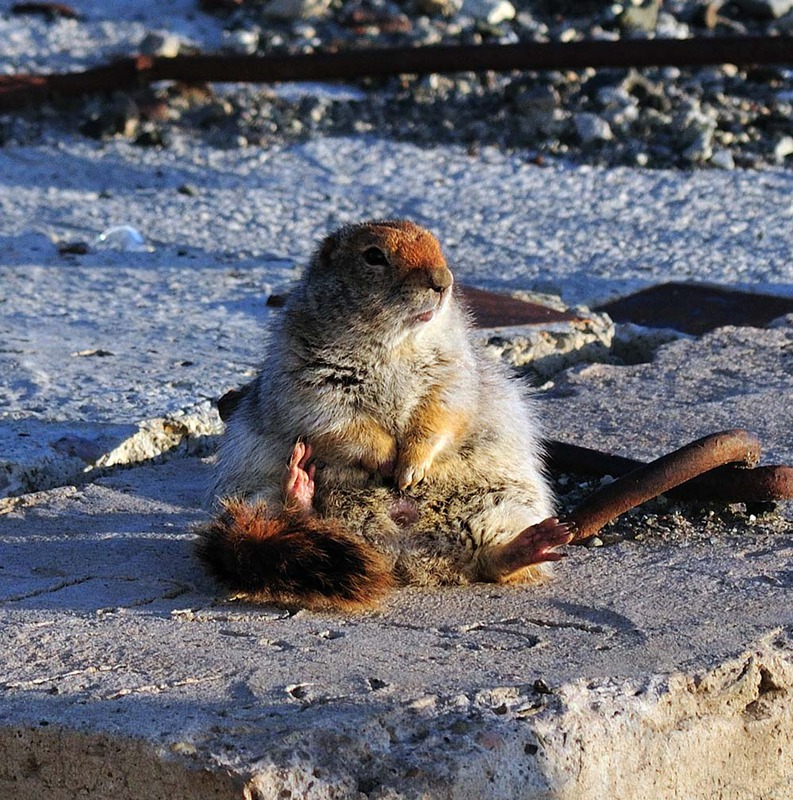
395 452 432 491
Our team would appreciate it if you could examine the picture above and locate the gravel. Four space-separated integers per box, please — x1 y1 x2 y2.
1 0 791 169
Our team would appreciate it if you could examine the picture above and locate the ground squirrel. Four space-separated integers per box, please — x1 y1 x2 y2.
197 220 572 610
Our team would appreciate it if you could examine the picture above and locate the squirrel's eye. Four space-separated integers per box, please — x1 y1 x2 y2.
362 246 389 267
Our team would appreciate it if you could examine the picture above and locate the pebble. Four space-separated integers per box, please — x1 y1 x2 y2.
139 31 182 58
618 0 660 33
585 536 605 548
462 0 515 24
413 0 462 15
709 149 735 169
262 0 332 20
683 131 714 163
774 135 793 161
734 0 793 18
224 28 260 54
574 112 614 144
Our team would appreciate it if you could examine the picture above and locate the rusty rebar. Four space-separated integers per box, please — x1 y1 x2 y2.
564 429 763 541
1 35 791 111
547 438 793 505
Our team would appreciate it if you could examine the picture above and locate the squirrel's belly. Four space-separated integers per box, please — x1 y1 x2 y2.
389 496 420 528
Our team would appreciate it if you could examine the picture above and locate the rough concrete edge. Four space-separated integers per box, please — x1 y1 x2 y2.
0 726 244 800
2 634 791 799
240 632 793 799
479 307 617 379
536 630 793 799
0 401 222 500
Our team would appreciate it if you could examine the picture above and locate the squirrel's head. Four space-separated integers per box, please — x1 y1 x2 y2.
309 220 454 340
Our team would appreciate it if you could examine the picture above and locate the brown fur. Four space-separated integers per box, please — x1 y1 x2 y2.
311 416 398 475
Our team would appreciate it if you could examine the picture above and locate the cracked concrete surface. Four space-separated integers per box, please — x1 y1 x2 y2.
2 452 793 798
2 134 792 798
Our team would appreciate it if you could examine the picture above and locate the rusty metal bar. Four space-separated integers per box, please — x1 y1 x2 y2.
0 57 154 110
564 429 763 541
545 440 641 478
545 438 793 504
675 463 793 503
1 35 791 111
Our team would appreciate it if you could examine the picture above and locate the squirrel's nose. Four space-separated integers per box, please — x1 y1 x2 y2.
427 265 453 294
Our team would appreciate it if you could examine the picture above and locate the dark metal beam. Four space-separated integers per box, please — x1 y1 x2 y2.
1 36 790 111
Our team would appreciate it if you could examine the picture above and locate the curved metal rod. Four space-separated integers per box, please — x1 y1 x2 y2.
565 429 762 541
545 439 793 504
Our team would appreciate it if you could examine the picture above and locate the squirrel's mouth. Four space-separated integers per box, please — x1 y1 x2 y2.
412 287 449 325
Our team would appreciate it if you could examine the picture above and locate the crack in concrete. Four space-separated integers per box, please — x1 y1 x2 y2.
521 617 607 634
3 664 128 691
102 674 224 701
0 576 93 605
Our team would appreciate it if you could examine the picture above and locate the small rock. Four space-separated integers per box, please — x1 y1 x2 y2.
139 31 182 58
511 83 559 115
709 149 735 169
134 126 168 148
586 536 604 548
223 28 260 55
596 86 633 108
462 0 515 25
80 96 139 140
413 0 461 15
262 0 331 20
58 241 89 255
683 130 714 163
774 135 793 161
618 0 660 33
573 112 613 143
654 10 689 38
733 0 793 18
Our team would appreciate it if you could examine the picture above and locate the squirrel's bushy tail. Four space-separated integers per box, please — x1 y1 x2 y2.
195 500 394 610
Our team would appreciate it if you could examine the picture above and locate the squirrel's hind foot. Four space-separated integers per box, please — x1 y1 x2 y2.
283 440 316 514
481 518 574 583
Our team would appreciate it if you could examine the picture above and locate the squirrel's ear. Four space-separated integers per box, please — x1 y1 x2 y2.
317 232 339 267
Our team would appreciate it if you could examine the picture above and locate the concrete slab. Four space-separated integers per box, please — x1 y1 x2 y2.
1 467 792 798
1 131 792 798
541 323 793 466
2 320 793 798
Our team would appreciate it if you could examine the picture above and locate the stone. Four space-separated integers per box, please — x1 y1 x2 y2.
138 31 182 58
573 112 614 143
462 0 515 24
683 130 714 163
618 0 660 32
510 84 563 138
262 0 332 20
774 135 793 161
709 148 735 169
223 28 260 55
413 0 462 15
733 0 793 18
